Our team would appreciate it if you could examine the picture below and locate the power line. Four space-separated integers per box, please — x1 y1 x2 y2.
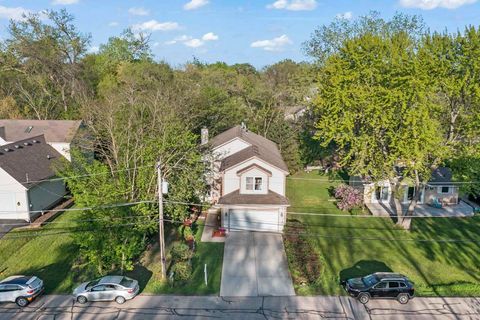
2 214 479 243
0 165 155 188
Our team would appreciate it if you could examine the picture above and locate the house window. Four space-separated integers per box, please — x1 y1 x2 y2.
440 186 450 194
246 177 263 191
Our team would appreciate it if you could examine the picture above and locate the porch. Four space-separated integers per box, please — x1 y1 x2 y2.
366 200 474 217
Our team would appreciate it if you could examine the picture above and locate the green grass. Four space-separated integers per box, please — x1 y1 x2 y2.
0 212 223 295
129 223 224 295
0 211 81 293
286 171 480 297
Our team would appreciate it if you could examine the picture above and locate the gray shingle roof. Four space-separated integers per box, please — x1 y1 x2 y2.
0 119 82 143
429 167 453 184
0 135 64 188
211 125 288 172
218 190 289 205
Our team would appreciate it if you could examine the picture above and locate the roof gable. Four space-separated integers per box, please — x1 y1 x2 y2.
212 126 288 172
0 135 64 188
236 163 273 176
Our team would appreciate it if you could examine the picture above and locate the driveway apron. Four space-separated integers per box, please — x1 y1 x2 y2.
220 231 295 297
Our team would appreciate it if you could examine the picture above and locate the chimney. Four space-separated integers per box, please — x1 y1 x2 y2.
201 127 209 145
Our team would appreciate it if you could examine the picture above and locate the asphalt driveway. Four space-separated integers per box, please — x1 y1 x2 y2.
220 231 295 297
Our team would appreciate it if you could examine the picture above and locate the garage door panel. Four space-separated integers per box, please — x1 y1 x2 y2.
0 192 18 219
228 209 281 232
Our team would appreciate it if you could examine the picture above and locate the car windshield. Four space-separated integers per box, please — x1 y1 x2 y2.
362 275 379 287
85 279 100 290
120 277 134 288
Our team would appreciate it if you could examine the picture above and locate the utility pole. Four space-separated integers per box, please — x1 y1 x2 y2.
157 161 167 279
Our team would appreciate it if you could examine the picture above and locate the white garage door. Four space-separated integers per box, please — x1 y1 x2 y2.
228 209 281 232
0 192 17 219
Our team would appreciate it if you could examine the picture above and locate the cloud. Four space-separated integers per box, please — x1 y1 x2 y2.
399 0 477 9
202 32 219 41
0 5 30 20
267 0 317 11
251 34 292 51
51 0 79 5
183 0 209 10
336 11 353 20
166 32 218 48
128 7 149 16
108 21 119 27
132 20 180 32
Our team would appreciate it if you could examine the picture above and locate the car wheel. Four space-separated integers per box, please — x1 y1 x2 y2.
76 296 88 304
16 297 29 307
115 296 126 304
397 293 409 304
358 293 370 304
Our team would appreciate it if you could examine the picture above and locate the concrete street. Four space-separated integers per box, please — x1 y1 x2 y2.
1 294 479 320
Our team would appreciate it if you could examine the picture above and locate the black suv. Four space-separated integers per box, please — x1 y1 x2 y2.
341 272 414 304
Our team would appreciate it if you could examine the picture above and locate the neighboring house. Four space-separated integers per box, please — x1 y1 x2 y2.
205 124 289 232
0 135 67 221
0 119 82 161
351 167 460 207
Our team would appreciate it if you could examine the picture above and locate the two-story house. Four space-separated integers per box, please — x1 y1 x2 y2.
205 124 289 232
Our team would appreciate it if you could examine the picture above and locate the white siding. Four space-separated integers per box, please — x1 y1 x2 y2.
0 168 29 220
223 158 286 196
213 138 250 160
49 142 72 161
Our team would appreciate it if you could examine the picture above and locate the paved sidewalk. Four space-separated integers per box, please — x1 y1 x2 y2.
220 231 295 297
1 294 479 320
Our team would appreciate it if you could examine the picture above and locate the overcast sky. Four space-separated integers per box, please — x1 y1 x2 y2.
1 0 479 67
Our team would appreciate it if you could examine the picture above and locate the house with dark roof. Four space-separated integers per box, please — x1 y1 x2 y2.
0 119 82 161
204 124 289 232
0 135 67 221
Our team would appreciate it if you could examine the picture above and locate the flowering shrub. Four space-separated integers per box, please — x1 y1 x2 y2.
334 184 363 211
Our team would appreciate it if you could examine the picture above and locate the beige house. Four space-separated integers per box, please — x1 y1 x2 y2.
204 125 289 233
351 167 459 207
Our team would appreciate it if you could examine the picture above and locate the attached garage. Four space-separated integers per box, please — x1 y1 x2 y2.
226 208 283 232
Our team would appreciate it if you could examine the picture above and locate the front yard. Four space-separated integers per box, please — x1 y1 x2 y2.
286 171 480 297
0 211 223 295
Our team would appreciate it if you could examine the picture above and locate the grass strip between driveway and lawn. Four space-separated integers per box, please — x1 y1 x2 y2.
285 171 480 297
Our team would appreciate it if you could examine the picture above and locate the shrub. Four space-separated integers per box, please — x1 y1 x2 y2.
170 243 193 262
172 261 192 282
183 226 194 241
334 184 363 211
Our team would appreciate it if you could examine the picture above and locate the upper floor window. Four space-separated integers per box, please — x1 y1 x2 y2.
439 186 451 194
246 177 263 191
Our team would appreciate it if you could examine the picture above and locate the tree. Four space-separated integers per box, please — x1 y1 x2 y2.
313 31 444 229
303 11 426 63
4 9 91 118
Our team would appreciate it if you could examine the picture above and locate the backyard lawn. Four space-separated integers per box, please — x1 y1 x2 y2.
0 211 223 295
286 171 480 297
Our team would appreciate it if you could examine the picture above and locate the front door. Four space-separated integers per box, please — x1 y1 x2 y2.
371 281 388 297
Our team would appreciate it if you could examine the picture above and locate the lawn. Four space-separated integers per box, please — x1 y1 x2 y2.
0 211 223 295
286 170 480 297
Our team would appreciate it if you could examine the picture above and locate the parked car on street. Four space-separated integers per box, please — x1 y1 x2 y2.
73 275 139 304
0 275 44 307
341 272 415 304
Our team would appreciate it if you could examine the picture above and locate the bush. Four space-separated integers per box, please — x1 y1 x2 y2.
183 226 194 241
334 184 363 211
170 243 193 262
171 261 192 282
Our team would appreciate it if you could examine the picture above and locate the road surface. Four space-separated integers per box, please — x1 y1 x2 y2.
0 294 479 319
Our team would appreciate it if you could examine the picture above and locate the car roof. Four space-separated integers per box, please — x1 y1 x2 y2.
374 272 408 280
98 275 124 285
0 275 32 285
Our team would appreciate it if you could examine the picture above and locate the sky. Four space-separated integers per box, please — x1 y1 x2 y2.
0 0 479 68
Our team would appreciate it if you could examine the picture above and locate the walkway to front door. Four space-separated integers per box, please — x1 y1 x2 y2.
220 231 295 297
